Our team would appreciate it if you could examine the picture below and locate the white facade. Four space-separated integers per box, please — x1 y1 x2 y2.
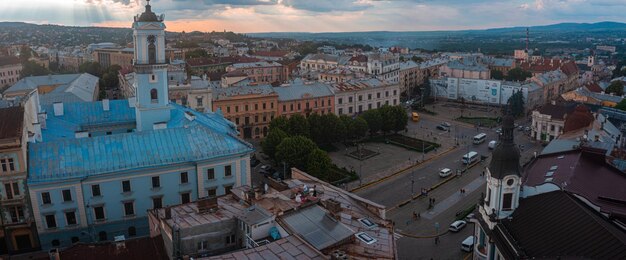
531 110 564 141
367 53 400 84
333 79 400 116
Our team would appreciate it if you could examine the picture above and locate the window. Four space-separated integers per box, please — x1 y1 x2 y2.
358 95 362 101
196 97 203 106
66 212 77 225
147 35 156 64
122 180 131 193
181 193 191 204
393 90 397 96
297 103 301 110
123 202 135 216
255 104 258 110
368 104 372 110
282 105 286 112
386 91 389 97
4 182 19 199
207 188 217 198
486 188 491 207
227 106 231 113
128 226 137 237
207 168 215 180
42 192 51 205
152 176 160 188
271 102 274 109
290 104 294 111
338 98 343 104
235 106 239 113
45 214 57 228
226 234 236 244
180 172 189 184
359 105 363 113
245 105 249 111
502 193 513 210
8 206 24 223
348 97 353 103
225 165 232 177
153 197 162 209
377 92 381 98
150 89 158 103
338 108 343 115
98 231 107 242
224 185 233 194
368 94 372 100
255 115 259 123
198 240 208 251
94 206 105 220
92 184 101 197
349 107 353 114
1 158 15 172
262 103 266 109
62 189 72 202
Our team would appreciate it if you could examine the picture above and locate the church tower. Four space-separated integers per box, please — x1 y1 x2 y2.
132 0 170 131
480 113 522 227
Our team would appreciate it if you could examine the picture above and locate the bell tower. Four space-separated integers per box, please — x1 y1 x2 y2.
132 0 170 131
480 112 522 227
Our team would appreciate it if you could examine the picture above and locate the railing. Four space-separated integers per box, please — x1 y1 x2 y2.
245 234 270 248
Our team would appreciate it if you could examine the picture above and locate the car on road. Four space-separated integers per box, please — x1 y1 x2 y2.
259 165 273 175
437 122 451 131
496 128 502 134
488 140 497 149
461 236 475 252
517 125 524 131
465 213 475 221
439 168 452 178
449 220 467 232
524 126 531 132
441 122 452 127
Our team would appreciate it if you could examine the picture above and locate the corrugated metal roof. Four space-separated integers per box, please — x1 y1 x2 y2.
29 100 252 183
273 82 334 101
281 205 354 251
212 84 276 100
5 73 99 105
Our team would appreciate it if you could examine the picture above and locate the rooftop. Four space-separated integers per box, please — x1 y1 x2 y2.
212 84 276 100
536 102 576 120
28 100 252 184
58 235 169 260
302 53 341 63
230 61 282 69
331 78 392 92
0 106 24 141
204 236 324 260
281 205 354 251
445 59 489 72
273 81 334 101
5 73 99 105
0 56 20 67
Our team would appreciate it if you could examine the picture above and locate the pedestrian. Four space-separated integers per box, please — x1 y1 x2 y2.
413 211 417 220
435 236 440 244
432 197 436 204
417 212 421 219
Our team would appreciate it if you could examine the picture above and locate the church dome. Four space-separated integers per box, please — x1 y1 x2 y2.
563 105 594 133
137 1 160 22
489 115 521 179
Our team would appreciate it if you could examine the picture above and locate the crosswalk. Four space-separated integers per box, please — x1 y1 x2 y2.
393 231 405 240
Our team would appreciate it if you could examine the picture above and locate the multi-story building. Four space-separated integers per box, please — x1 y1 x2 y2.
0 105 39 254
367 52 400 84
27 3 253 249
3 73 99 106
212 85 278 139
55 53 84 73
225 61 286 84
299 53 348 72
530 102 577 141
318 67 361 83
168 77 213 113
93 47 134 69
439 59 490 80
332 78 401 116
345 54 368 72
0 56 22 89
530 69 569 103
273 81 334 118
399 61 420 95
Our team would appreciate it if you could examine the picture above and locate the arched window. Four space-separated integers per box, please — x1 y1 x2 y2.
147 35 156 64
150 89 158 103
263 127 268 136
51 239 60 247
254 128 260 136
128 226 137 237
98 231 107 241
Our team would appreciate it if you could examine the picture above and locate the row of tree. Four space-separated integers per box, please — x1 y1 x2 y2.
491 68 533 82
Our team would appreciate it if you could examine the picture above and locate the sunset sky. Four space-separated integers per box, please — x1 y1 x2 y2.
2 0 626 33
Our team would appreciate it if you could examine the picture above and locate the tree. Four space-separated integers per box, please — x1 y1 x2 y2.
269 116 289 133
411 56 424 63
287 114 309 137
79 62 103 77
507 90 525 117
360 109 382 135
20 61 49 78
305 148 333 180
262 128 288 161
391 106 408 133
184 49 209 59
379 105 396 133
319 114 345 145
351 117 369 141
307 113 323 144
505 68 532 82
615 99 626 111
491 69 504 80
275 136 318 170
19 46 32 63
606 81 624 96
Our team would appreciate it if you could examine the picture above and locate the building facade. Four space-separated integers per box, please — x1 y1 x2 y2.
332 78 400 116
212 85 278 139
27 3 253 250
368 53 400 84
225 61 286 85
399 61 421 95
0 57 22 89
274 81 335 118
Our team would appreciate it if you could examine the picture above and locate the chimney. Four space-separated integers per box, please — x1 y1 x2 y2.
75 131 89 139
103 99 110 111
53 102 64 116
153 122 167 130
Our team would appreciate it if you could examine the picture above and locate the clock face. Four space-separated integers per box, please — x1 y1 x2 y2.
507 179 514 186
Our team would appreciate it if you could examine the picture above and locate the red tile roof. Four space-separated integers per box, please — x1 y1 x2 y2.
518 58 579 76
348 55 368 63
563 105 594 133
585 82 603 93
252 51 290 57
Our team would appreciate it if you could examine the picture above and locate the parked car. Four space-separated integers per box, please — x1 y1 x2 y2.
465 213 475 221
436 125 448 131
259 165 273 175
517 125 524 131
524 126 531 132
449 220 467 232
441 122 452 127
461 236 475 252
439 168 452 178
488 140 497 149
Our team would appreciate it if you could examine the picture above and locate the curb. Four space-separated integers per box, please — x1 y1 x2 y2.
396 230 450 239
350 146 458 193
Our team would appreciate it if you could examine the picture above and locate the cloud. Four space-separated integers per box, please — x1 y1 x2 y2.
280 0 372 12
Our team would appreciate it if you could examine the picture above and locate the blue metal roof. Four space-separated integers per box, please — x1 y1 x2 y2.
29 100 252 184
273 82 334 101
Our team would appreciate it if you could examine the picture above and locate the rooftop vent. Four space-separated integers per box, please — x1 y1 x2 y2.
325 199 342 214
184 111 196 121
355 232 377 245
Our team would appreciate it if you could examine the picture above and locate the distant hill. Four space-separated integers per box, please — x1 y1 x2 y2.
485 21 626 33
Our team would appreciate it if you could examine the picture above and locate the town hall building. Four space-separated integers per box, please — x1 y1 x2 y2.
27 1 253 249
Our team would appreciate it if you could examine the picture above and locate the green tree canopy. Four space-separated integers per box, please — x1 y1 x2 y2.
184 49 209 59
19 46 32 63
307 113 323 145
505 68 532 82
379 105 396 133
351 116 369 140
79 61 103 77
360 109 382 135
615 98 626 111
305 148 333 180
491 69 504 80
275 136 318 170
507 90 525 117
606 81 624 96
269 116 289 133
287 114 310 137
319 114 346 144
411 56 424 63
391 106 408 133
20 61 50 78
262 128 288 161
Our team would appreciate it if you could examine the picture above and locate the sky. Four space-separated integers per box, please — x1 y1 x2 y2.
1 0 626 33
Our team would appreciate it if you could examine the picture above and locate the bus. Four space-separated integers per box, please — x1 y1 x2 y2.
473 133 487 144
411 112 420 122
462 151 479 165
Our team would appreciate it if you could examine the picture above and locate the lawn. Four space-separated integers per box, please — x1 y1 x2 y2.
456 116 500 128
385 134 440 153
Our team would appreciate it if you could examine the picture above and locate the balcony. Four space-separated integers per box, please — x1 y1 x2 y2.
1 196 26 205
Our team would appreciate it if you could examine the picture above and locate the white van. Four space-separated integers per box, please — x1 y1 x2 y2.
461 236 475 252
462 151 479 165
488 140 497 149
439 168 452 178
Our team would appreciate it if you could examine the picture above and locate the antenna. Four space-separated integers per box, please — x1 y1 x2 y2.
525 27 529 54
